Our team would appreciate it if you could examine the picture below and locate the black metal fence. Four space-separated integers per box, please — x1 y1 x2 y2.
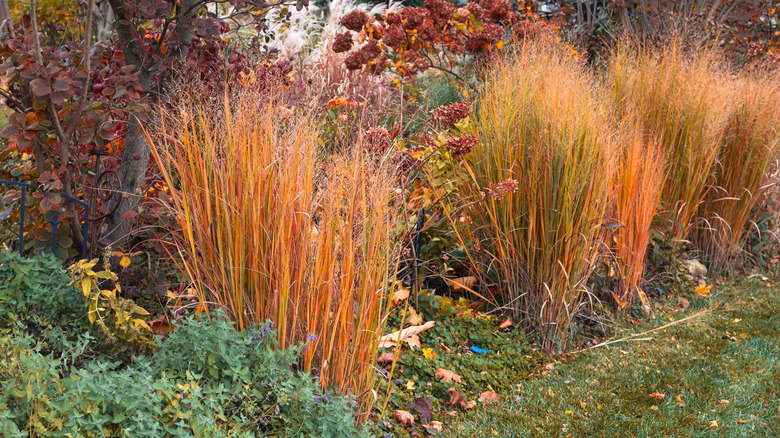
0 179 90 259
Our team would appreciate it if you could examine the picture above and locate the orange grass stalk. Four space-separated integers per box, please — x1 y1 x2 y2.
147 91 398 416
459 40 614 350
606 43 728 246
609 128 666 308
695 72 780 268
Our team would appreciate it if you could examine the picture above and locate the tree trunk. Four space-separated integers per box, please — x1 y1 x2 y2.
100 113 149 246
101 0 196 247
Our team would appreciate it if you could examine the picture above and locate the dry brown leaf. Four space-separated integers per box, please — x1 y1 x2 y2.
393 409 414 426
403 307 423 326
447 387 465 407
424 421 443 432
446 276 477 291
435 368 462 383
377 352 396 364
678 297 690 308
648 391 665 400
391 288 410 307
478 391 501 404
460 400 476 410
544 362 555 371
378 321 436 349
498 318 514 330
405 334 421 349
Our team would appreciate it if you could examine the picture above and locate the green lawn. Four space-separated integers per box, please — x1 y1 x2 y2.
444 273 780 437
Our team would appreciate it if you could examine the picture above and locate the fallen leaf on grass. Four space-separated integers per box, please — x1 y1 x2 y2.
678 297 690 308
737 419 750 424
435 368 462 383
402 307 423 325
460 400 476 410
407 397 433 423
695 284 712 297
377 352 396 364
648 391 665 400
709 420 718 428
447 388 465 407
478 391 501 404
378 321 436 349
544 362 555 371
391 288 410 307
405 334 422 349
422 348 436 359
423 420 443 433
393 409 414 425
498 318 513 330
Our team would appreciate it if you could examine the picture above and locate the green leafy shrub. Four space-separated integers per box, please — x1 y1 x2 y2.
0 313 369 437
0 251 81 325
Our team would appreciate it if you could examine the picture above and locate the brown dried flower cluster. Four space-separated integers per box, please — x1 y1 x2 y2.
397 147 424 173
465 23 504 53
345 40 382 70
446 135 477 157
364 128 392 155
512 20 553 42
431 101 471 129
417 133 437 149
341 10 371 32
466 0 513 22
486 178 519 199
332 32 353 53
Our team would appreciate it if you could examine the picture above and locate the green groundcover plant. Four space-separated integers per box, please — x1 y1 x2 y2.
0 252 369 437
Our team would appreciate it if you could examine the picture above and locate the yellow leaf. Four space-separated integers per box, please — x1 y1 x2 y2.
406 380 415 390
82 278 93 297
496 40 504 50
422 348 436 359
695 284 712 296
709 420 718 428
119 256 131 268
88 301 97 324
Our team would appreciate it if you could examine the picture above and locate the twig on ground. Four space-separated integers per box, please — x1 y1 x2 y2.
572 309 712 354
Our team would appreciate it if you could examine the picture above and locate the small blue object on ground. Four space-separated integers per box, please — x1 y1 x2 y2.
469 346 489 354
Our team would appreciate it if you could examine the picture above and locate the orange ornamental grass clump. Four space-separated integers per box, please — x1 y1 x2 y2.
608 128 666 308
605 43 729 247
459 39 615 350
695 72 780 268
147 90 400 416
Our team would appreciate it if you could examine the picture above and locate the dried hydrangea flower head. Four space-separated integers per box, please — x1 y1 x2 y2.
431 101 471 129
332 32 353 53
446 134 478 157
340 10 371 32
364 127 392 155
486 179 519 199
